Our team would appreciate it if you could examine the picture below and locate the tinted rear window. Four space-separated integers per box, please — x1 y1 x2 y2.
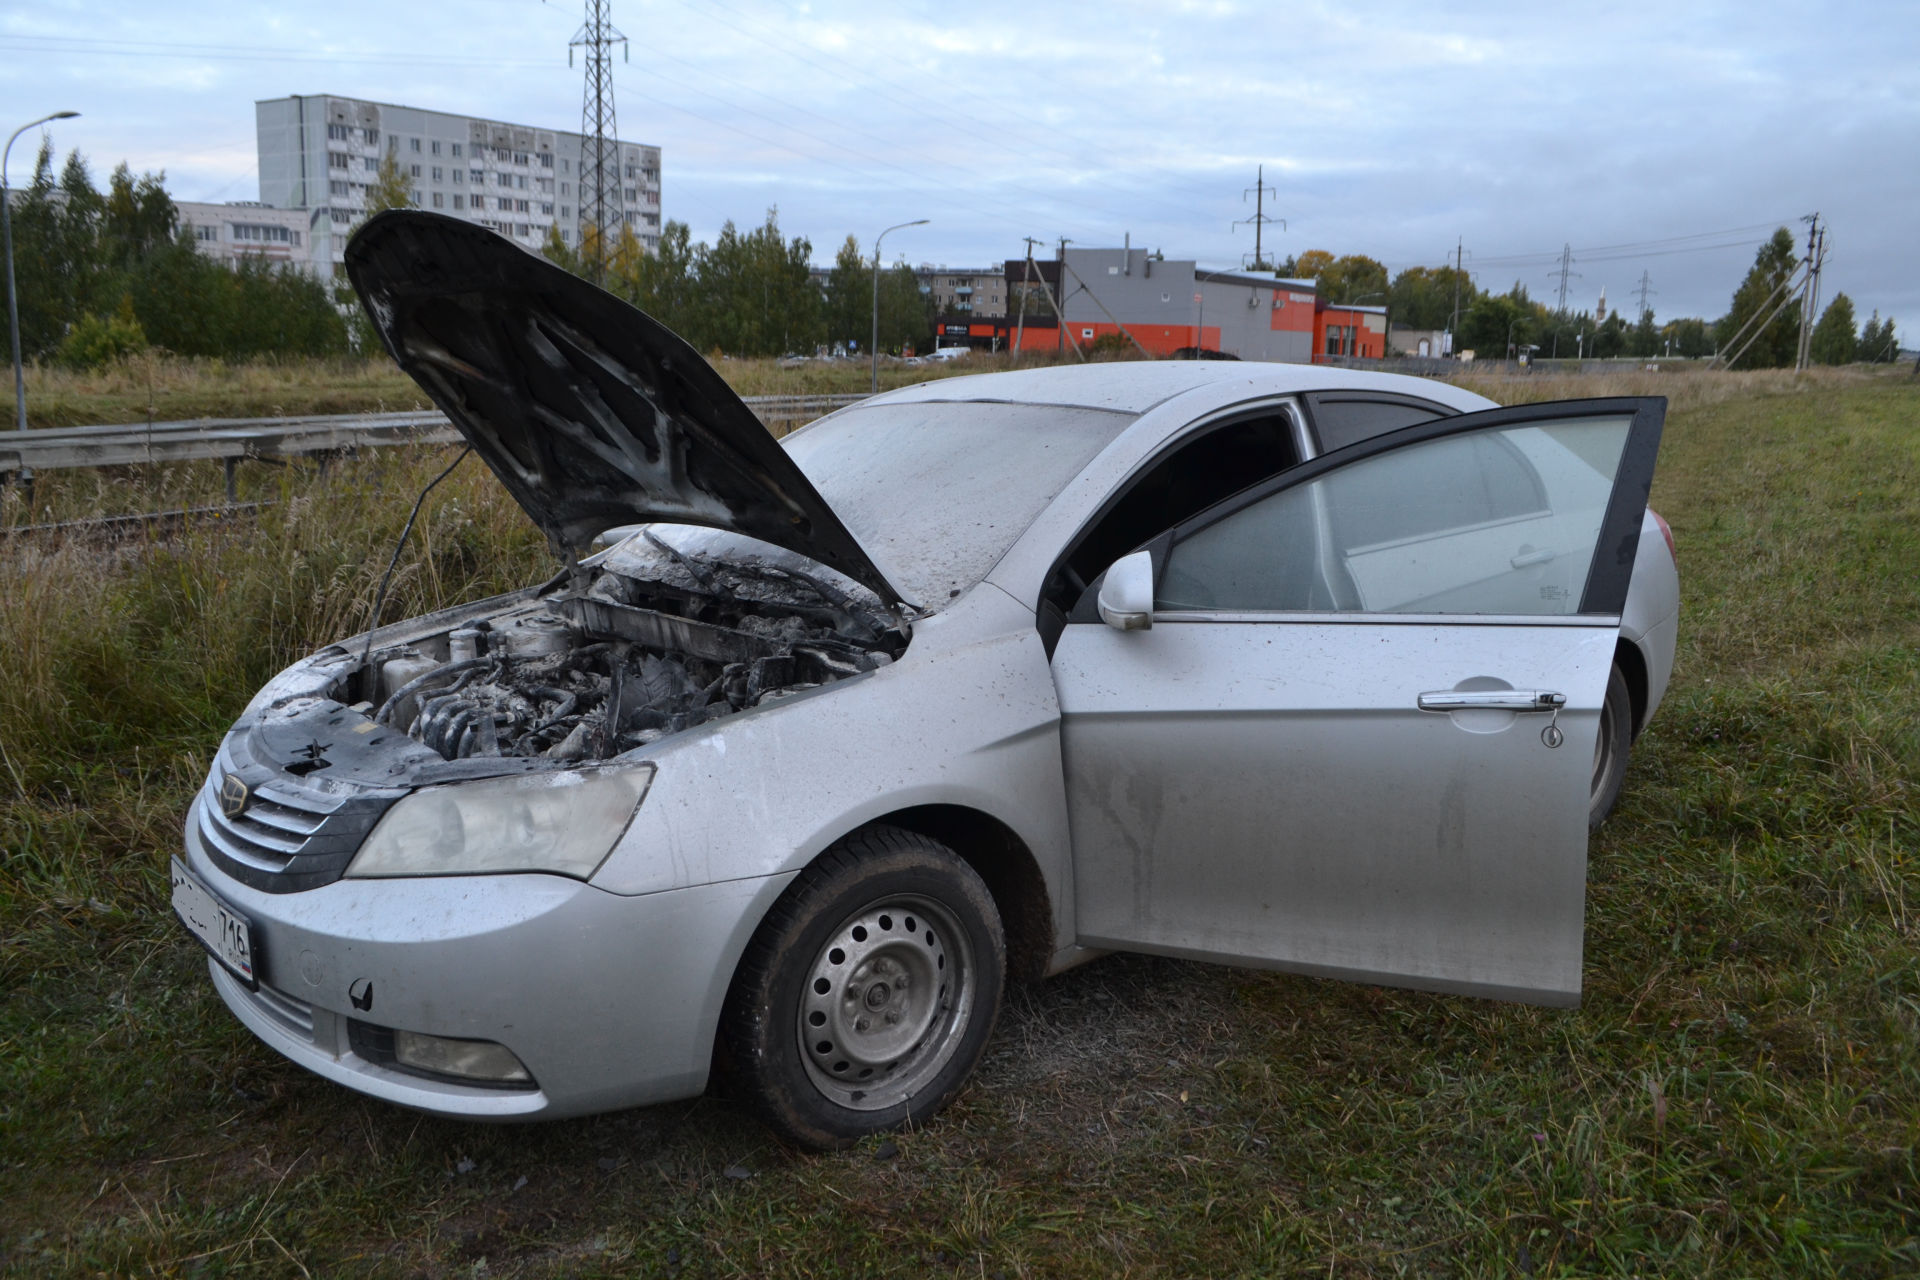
1307 396 1448 453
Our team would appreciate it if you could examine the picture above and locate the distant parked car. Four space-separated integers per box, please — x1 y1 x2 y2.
173 212 1678 1151
924 346 970 362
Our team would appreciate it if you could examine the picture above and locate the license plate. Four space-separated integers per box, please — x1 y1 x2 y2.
171 857 258 988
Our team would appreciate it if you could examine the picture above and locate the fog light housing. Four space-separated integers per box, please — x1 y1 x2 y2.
393 1029 532 1084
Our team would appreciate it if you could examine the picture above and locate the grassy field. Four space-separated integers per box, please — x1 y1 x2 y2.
1 368 1914 1276
9 350 1043 430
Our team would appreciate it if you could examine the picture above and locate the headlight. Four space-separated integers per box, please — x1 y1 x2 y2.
344 765 653 880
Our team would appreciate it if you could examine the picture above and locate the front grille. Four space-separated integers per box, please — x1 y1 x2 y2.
194 741 400 894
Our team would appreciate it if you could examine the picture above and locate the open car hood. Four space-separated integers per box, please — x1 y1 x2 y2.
344 210 904 606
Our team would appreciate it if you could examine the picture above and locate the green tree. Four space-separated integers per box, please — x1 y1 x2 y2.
689 208 822 358
1857 311 1900 363
1809 294 1857 365
822 235 869 352
1661 317 1712 358
1594 309 1630 359
364 150 414 217
1457 292 1531 360
1717 228 1799 368
1388 264 1477 331
1629 308 1660 358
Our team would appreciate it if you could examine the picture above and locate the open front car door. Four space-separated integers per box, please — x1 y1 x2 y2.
1052 397 1665 1005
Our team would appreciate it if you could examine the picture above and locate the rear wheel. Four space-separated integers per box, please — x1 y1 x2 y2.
1589 662 1633 830
719 826 1004 1150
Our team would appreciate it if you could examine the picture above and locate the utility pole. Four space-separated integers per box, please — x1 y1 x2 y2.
1449 237 1464 349
569 0 628 284
1013 238 1039 361
1549 243 1581 313
1234 164 1284 270
1633 270 1657 317
1795 213 1824 372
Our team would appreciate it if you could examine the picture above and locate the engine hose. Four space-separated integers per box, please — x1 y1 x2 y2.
376 658 496 725
526 686 578 730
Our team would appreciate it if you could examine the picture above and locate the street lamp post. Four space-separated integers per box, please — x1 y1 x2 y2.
5 111 79 432
1347 291 1386 359
871 219 928 394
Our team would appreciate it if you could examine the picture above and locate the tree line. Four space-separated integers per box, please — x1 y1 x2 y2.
6 145 348 366
541 214 937 359
1275 230 1900 367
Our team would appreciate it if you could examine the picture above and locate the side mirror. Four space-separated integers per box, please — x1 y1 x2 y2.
1097 550 1155 632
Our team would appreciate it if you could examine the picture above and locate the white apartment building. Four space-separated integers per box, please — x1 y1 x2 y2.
256 95 662 271
176 201 323 277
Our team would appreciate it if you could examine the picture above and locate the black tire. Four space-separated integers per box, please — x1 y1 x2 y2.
719 825 1005 1150
1589 662 1633 830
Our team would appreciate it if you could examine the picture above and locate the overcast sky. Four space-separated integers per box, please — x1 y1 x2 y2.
4 0 1913 342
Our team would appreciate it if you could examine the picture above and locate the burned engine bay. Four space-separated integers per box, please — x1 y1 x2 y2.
364 537 907 763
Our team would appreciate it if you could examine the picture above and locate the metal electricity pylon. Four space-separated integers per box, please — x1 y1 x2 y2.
569 0 628 282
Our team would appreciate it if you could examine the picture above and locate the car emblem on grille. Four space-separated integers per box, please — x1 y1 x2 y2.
219 772 251 818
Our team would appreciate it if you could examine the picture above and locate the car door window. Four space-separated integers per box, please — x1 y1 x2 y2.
1156 415 1632 615
1303 393 1450 453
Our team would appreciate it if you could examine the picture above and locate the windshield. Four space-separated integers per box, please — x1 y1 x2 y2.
781 400 1137 605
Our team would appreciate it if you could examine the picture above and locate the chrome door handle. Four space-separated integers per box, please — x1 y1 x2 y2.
1418 690 1567 712
1510 547 1559 568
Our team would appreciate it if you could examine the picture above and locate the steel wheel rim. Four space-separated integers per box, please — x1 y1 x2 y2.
797 894 975 1111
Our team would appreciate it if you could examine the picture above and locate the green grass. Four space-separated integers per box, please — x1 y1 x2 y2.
1 371 1915 1276
11 349 1062 429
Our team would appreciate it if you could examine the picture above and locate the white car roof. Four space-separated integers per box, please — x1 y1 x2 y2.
869 361 1497 417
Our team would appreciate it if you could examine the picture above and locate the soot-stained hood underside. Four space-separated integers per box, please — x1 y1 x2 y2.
345 210 902 605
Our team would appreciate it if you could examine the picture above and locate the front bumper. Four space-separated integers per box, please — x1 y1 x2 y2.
184 800 797 1120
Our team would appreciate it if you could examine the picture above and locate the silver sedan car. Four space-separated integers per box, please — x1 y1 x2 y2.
172 212 1678 1150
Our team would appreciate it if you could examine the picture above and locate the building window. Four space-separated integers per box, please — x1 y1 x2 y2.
365 157 379 172
498 172 512 187
327 123 350 141
232 223 296 243
193 223 218 243
560 205 571 220
562 159 570 174
516 174 527 189
389 135 399 153
499 196 513 211
431 140 441 155
331 208 353 224
453 195 464 211
541 202 554 215
364 128 380 146
470 169 483 184
329 152 350 170
560 182 570 196
624 187 638 202
431 167 442 181
516 199 529 213
537 177 553 193
561 229 571 243
452 169 463 184
514 152 529 165
496 147 511 161
432 192 444 208
329 180 347 196
413 189 423 205
539 153 553 168
410 137 421 152
451 142 462 157
409 163 421 178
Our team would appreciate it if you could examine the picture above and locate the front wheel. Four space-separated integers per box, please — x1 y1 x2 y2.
1589 662 1633 830
719 826 1005 1150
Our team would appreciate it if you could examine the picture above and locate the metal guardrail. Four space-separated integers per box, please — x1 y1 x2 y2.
0 393 871 480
